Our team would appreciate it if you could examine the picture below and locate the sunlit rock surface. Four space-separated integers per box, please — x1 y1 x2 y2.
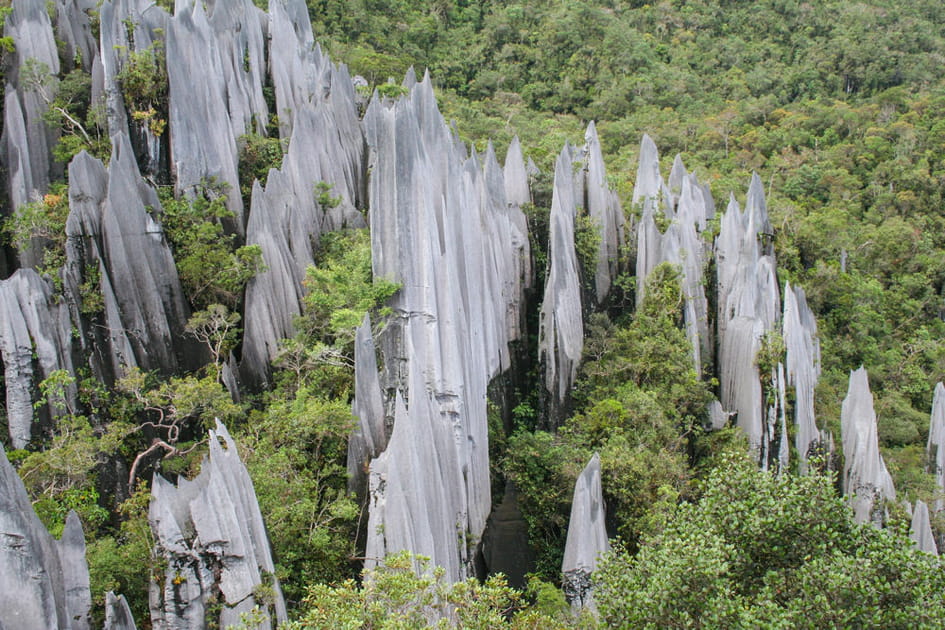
910 499 938 555
348 314 388 495
562 453 609 612
841 367 896 525
539 145 584 412
362 72 530 580
582 122 624 304
783 283 822 472
0 445 91 629
149 421 287 629
104 592 138 630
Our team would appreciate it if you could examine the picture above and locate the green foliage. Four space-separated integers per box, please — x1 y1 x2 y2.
287 551 566 629
595 453 945 629
158 184 265 310
237 132 287 201
116 40 168 133
240 389 358 606
2 184 70 287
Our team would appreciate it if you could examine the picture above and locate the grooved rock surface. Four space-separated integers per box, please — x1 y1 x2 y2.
0 269 76 448
104 592 138 630
0 445 91 629
562 453 609 611
65 136 199 378
582 122 624 304
539 145 583 409
149 421 287 629
784 283 822 472
348 314 388 494
910 499 938 555
362 72 529 580
841 367 896 525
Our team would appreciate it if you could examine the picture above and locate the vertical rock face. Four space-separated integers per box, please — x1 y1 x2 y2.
582 122 625 304
1 0 60 223
0 269 76 448
910 499 938 555
562 453 609 611
0 445 92 630
149 421 287 629
104 592 138 630
631 141 712 374
361 72 529 580
64 136 198 378
716 175 781 458
240 24 365 386
841 367 896 525
783 283 822 472
347 314 388 494
927 382 945 512
539 145 584 411
166 1 244 229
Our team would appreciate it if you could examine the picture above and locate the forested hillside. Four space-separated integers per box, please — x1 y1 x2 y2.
2 1 945 629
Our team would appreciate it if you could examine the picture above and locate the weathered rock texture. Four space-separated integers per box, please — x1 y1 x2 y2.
1 0 61 228
716 176 781 460
582 122 625 304
0 445 91 629
632 138 712 374
64 135 199 380
562 453 610 611
149 421 287 629
539 145 584 411
361 72 530 580
0 269 76 448
783 282 822 472
910 499 938 555
841 367 896 525
104 592 138 630
347 314 388 494
928 382 945 513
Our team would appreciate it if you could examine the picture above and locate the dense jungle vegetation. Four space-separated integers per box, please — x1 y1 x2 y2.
4 0 945 627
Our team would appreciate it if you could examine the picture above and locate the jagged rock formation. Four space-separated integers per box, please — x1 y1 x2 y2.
361 71 530 580
783 282 823 472
561 453 609 611
149 421 287 629
0 445 91 629
104 592 138 630
347 314 388 494
0 269 76 448
98 0 169 176
1 0 61 230
716 176 781 458
928 382 945 512
841 367 896 525
539 145 584 412
239 7 365 386
64 135 199 380
910 499 938 555
582 122 625 304
631 138 712 374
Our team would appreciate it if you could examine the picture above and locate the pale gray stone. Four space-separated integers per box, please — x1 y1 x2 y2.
927 382 945 512
910 499 938 555
582 122 624 303
104 592 138 630
562 453 609 612
841 367 896 525
784 283 822 472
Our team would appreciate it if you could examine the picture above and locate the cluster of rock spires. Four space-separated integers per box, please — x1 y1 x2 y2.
1 421 282 630
2 0 944 625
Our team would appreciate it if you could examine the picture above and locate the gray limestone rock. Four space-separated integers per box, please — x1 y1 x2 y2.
54 0 99 74
104 592 138 630
0 269 76 448
927 382 945 512
562 453 609 612
841 367 896 525
539 145 584 407
348 314 388 495
362 72 529 580
166 1 243 230
582 122 624 303
0 444 91 629
632 134 671 305
783 282 822 472
910 499 938 555
64 136 197 377
149 420 287 629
